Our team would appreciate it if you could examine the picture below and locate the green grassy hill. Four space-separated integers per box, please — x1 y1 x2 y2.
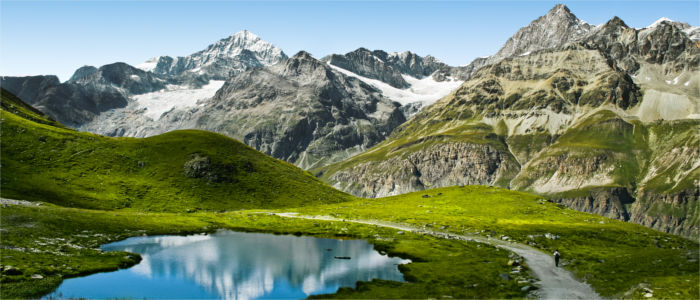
0 89 352 211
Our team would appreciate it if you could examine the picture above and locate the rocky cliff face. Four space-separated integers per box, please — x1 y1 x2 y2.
629 188 699 237
318 5 699 238
328 141 519 198
551 187 635 220
68 62 168 95
323 48 467 86
322 48 410 88
0 74 131 126
0 75 60 104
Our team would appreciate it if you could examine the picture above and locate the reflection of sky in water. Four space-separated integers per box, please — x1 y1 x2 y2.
46 231 410 300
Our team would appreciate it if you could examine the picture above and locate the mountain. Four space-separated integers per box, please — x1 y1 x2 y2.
0 73 131 126
80 51 406 169
68 62 169 94
315 6 699 238
4 32 406 170
1 30 287 127
321 48 465 113
645 17 700 41
0 88 351 211
322 48 410 88
137 30 288 80
458 4 593 80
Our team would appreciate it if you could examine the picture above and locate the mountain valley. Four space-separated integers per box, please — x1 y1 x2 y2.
1 3 699 299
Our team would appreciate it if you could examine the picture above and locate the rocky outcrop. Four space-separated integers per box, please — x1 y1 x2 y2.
551 187 635 220
629 188 700 238
329 141 519 198
580 16 699 75
183 153 238 184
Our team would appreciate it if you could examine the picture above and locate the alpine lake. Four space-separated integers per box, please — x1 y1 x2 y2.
45 230 410 299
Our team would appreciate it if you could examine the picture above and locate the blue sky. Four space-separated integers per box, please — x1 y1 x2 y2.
1 1 698 81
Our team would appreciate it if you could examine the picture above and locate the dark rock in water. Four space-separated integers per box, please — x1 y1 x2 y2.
334 256 351 259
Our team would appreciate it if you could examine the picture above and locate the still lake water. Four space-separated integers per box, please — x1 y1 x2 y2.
46 231 410 299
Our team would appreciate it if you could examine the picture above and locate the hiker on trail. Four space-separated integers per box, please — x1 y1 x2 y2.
553 250 561 267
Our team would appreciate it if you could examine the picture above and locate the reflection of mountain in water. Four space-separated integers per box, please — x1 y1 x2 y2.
89 231 410 300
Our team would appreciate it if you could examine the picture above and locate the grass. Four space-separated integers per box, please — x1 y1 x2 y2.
1 91 352 211
294 185 700 299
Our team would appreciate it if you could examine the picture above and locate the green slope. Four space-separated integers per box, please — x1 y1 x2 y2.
295 185 700 298
0 90 352 211
1 88 63 128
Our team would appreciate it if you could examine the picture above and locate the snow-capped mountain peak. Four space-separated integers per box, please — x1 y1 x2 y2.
647 17 675 28
198 30 285 64
136 30 288 80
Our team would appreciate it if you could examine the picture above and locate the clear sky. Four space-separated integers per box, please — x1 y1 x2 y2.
1 0 698 81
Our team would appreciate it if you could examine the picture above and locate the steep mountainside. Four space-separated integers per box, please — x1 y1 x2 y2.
0 73 131 126
322 48 465 113
0 89 351 211
317 7 699 238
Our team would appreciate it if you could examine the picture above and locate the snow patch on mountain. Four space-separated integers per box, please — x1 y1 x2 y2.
327 63 462 107
135 80 225 120
136 57 160 72
647 17 675 28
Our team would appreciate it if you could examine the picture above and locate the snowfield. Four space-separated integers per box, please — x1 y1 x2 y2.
134 80 225 120
327 63 463 107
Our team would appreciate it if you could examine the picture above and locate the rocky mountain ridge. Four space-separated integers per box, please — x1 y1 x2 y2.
77 51 406 169
316 6 699 238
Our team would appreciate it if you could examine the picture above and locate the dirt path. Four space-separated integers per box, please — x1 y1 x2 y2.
277 212 601 300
